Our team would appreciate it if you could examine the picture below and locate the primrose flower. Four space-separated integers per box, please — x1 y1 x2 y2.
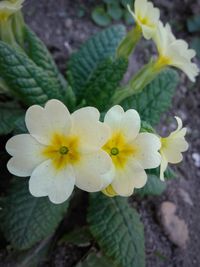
6 100 113 204
102 105 161 197
153 22 199 82
160 117 189 181
127 0 160 40
0 0 24 21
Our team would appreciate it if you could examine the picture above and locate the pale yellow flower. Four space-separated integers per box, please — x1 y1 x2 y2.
160 117 189 181
6 100 113 204
102 105 161 197
127 0 160 40
153 22 199 82
0 0 24 21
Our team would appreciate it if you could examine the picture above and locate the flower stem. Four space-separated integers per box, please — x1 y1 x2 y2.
111 59 166 105
11 11 25 48
116 24 142 59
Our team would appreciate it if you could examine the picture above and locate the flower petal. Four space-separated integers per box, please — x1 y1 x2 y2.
74 150 114 192
29 160 75 204
112 160 147 196
105 105 140 141
25 105 50 145
133 133 161 169
134 0 147 18
71 107 110 151
45 99 71 135
104 105 124 132
25 100 71 145
6 134 45 177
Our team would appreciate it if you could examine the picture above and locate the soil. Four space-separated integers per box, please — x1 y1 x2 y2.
1 0 200 266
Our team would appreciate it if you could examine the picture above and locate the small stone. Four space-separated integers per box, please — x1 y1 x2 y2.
179 189 193 206
192 153 200 168
65 18 73 28
160 201 189 249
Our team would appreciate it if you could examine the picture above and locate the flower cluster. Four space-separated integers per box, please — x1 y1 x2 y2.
128 0 199 82
6 100 188 204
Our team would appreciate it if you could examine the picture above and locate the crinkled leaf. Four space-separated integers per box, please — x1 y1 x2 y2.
121 69 179 126
88 193 145 267
0 41 62 106
84 57 128 110
24 26 67 95
0 179 68 250
135 174 166 197
67 25 126 102
0 102 24 135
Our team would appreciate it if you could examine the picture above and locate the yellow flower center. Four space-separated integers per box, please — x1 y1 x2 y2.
160 137 169 150
138 16 155 28
102 184 117 197
155 56 172 70
103 132 137 169
42 133 80 171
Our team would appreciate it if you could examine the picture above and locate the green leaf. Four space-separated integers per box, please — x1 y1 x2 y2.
10 237 51 267
59 226 92 247
121 0 134 8
164 167 177 180
92 6 111 27
0 179 68 250
88 193 145 267
0 41 62 106
103 0 116 4
107 4 123 21
121 69 179 126
140 121 155 133
24 26 68 96
135 174 166 197
76 252 113 267
147 167 177 181
13 114 27 134
187 15 200 33
0 102 24 135
124 10 134 25
84 57 128 110
67 25 126 102
191 37 200 58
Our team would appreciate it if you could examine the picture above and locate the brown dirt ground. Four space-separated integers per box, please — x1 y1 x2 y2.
1 0 200 266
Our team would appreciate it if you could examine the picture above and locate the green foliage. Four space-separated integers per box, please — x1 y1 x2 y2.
0 41 62 106
59 226 92 247
107 3 123 21
0 179 68 250
92 7 112 27
187 15 200 33
84 57 128 110
67 25 126 102
88 193 145 267
76 252 113 267
24 26 67 95
191 37 200 58
91 0 134 27
140 121 155 133
121 69 179 126
135 174 166 197
147 167 177 181
0 102 24 135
